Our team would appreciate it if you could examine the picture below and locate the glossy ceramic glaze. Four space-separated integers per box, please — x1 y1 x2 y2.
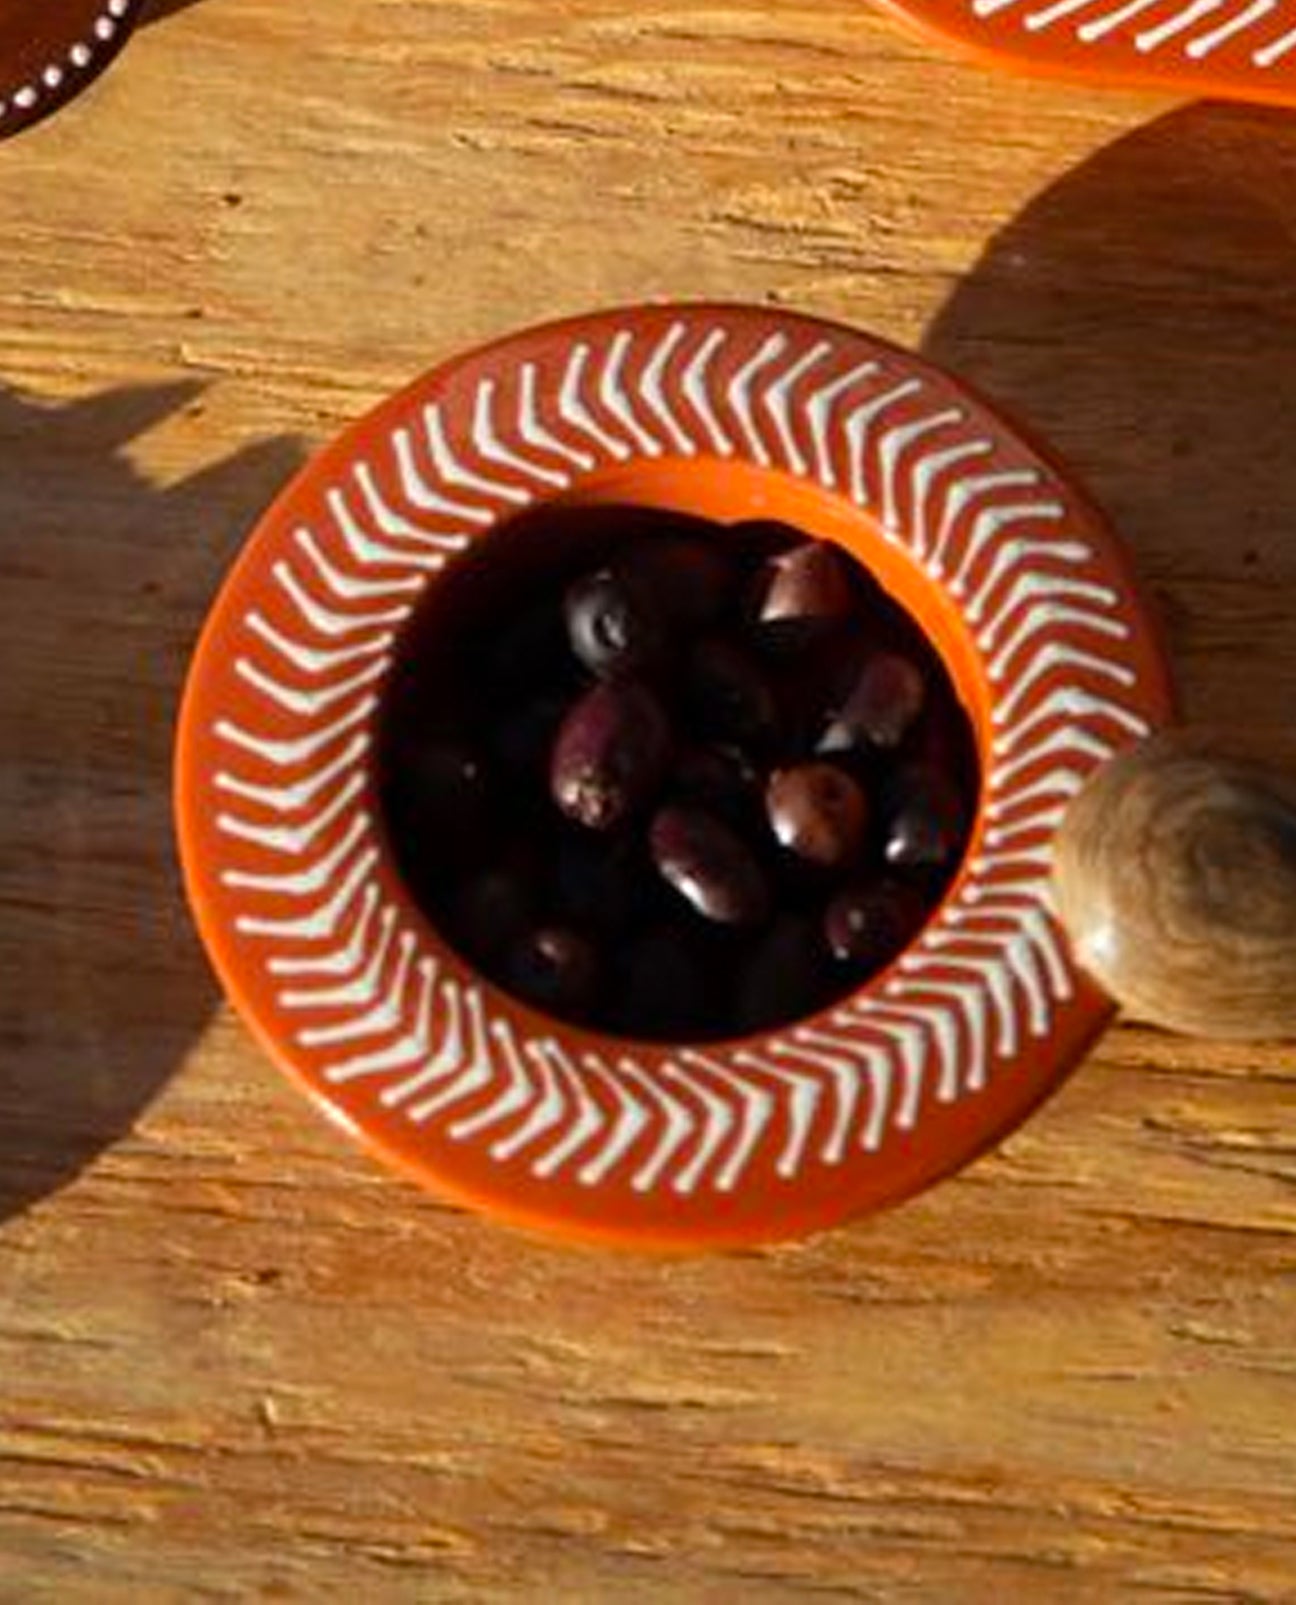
0 0 141 137
175 304 1173 1249
877 0 1296 108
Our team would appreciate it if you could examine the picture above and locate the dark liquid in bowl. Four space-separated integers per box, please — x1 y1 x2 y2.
377 506 979 1042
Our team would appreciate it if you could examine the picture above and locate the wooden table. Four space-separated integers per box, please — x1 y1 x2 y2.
4 3 1296 1598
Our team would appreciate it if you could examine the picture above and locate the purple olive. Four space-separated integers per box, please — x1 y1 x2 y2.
564 567 669 679
774 626 864 755
649 805 771 926
551 680 672 830
766 763 870 869
883 764 971 872
503 925 600 1015
818 651 926 756
728 518 803 562
824 879 928 968
752 540 855 649
734 915 828 1034
617 533 736 628
686 636 781 752
674 743 764 827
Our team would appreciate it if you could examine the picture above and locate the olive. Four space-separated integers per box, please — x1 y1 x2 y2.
823 879 927 967
818 651 926 756
766 763 870 869
649 805 771 926
752 540 855 650
503 925 600 1015
674 743 764 828
728 518 803 562
777 626 868 755
883 764 971 872
564 567 669 679
550 680 672 830
734 915 829 1034
686 636 781 753
616 532 736 628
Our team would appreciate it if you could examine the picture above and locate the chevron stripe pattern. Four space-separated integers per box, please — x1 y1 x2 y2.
966 0 1296 69
189 309 1165 1225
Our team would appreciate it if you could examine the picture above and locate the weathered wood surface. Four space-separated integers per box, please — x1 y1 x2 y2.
3 2 1296 1599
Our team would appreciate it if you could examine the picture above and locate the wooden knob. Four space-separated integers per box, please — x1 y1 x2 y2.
1052 735 1296 1040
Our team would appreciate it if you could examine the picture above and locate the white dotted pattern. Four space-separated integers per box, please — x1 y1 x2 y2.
1 0 134 127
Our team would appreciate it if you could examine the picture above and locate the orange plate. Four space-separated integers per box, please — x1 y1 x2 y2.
877 0 1296 107
175 304 1173 1252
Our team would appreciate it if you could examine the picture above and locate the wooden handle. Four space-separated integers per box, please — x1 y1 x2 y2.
1051 735 1296 1040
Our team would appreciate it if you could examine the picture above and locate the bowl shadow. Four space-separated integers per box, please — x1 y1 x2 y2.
923 102 1296 768
0 378 304 1221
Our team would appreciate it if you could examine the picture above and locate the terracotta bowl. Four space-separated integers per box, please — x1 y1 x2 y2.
0 0 143 138
876 0 1296 108
175 304 1173 1250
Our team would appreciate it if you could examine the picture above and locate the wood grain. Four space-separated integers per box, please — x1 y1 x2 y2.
1053 735 1296 1040
3 1 1296 1599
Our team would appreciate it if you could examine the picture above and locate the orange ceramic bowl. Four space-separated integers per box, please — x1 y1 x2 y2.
877 0 1296 108
175 304 1172 1250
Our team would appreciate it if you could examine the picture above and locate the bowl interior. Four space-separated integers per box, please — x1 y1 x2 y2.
377 457 992 1037
557 457 992 749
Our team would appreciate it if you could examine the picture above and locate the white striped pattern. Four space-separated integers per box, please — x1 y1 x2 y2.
200 312 1161 1208
969 0 1296 67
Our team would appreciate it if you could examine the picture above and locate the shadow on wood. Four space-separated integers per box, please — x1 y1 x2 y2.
924 102 1296 765
0 379 304 1221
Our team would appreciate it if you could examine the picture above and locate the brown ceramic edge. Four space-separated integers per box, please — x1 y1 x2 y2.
0 0 144 140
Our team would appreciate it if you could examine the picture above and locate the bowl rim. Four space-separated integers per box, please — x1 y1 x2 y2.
872 0 1296 110
174 301 1174 1249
